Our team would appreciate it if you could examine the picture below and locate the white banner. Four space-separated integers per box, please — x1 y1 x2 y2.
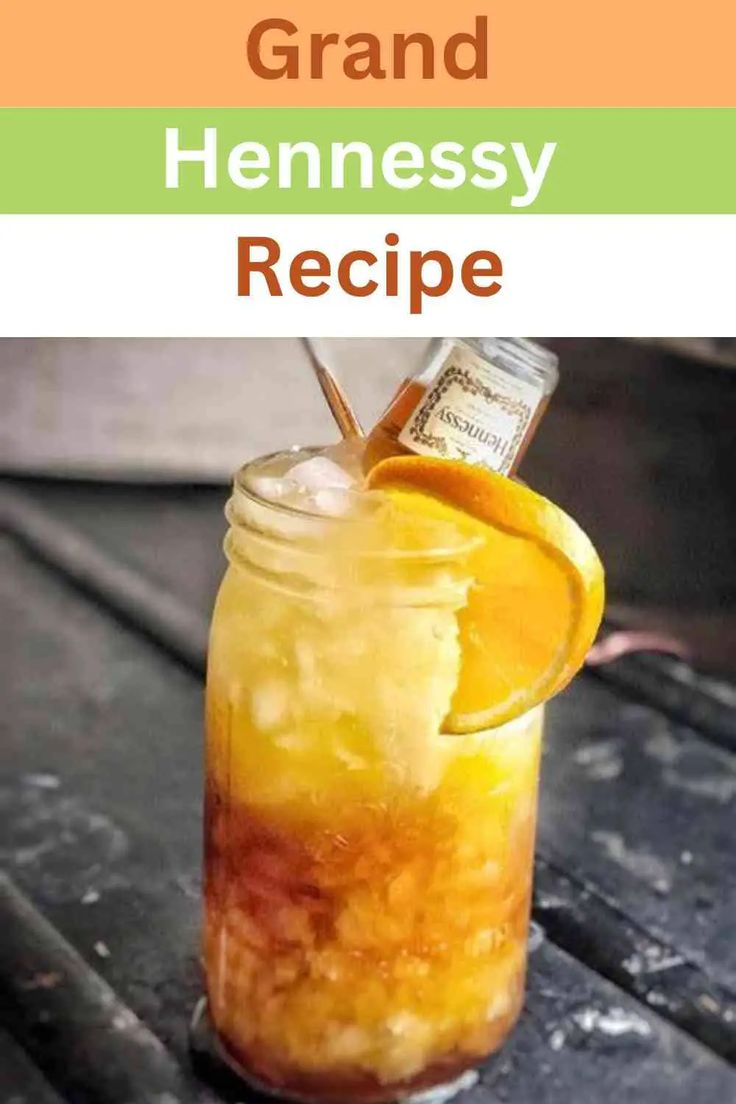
0 214 733 336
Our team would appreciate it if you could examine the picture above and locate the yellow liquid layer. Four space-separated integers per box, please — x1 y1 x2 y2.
205 546 542 1097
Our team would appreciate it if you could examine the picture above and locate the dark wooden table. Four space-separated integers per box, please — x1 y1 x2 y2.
1 477 735 1104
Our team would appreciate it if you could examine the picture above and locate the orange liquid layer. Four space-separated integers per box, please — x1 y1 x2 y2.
204 782 535 1100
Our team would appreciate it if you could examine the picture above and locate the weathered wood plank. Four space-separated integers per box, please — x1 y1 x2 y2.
0 1028 65 1104
4 477 227 615
541 684 736 991
0 484 209 672
0 876 216 1104
1 537 734 1102
533 859 735 1060
587 653 736 753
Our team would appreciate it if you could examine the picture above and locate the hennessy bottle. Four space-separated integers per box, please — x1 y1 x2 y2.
364 337 559 475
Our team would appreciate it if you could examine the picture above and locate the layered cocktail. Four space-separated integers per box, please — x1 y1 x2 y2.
203 442 603 1101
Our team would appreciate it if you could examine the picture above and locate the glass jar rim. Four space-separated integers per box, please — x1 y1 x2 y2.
229 445 482 564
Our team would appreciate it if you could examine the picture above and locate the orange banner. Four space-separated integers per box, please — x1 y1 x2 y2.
0 1 734 107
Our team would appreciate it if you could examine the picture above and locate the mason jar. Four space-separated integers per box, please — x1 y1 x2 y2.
203 447 542 1103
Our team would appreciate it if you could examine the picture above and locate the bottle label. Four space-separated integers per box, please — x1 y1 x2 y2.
398 340 545 474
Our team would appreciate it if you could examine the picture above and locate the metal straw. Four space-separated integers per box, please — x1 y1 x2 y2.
301 338 364 439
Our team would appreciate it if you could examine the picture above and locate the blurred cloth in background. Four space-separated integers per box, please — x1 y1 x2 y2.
0 339 429 481
0 337 734 676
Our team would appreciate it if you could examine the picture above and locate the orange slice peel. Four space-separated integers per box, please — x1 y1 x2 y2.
367 456 605 733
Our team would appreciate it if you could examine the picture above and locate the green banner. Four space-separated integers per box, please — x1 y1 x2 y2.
1 108 734 213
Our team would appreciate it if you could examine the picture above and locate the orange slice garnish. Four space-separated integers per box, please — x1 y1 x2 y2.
367 456 605 732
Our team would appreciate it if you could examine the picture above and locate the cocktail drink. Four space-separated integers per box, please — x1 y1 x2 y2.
203 443 603 1102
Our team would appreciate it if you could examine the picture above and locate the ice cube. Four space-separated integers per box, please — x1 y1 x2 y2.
242 446 366 522
312 488 361 517
286 455 356 491
247 474 299 502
